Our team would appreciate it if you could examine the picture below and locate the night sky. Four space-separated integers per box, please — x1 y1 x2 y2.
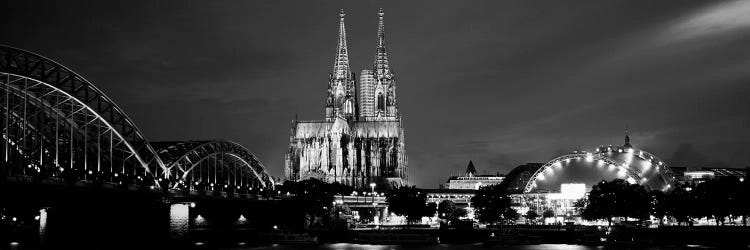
3 0 750 188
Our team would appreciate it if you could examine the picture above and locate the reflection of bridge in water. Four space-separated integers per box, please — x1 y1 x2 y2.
0 45 280 246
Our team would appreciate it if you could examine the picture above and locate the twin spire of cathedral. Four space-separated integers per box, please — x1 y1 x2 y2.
332 9 390 78
326 9 398 122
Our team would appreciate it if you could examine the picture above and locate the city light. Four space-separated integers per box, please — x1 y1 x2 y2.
4 9 749 247
560 183 586 199
626 177 636 184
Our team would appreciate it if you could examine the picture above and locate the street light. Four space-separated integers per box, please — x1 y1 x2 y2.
369 183 376 205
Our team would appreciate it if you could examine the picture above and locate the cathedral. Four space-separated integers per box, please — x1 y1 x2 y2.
284 9 408 189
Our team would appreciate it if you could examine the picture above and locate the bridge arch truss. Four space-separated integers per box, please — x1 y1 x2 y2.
154 140 275 191
1 46 275 192
0 46 165 187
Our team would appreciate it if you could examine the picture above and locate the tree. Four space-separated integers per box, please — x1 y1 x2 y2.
583 180 617 225
437 200 468 225
693 177 743 225
471 184 513 225
425 202 438 219
649 190 668 226
542 209 555 225
574 198 593 222
502 208 519 224
525 210 539 224
357 208 377 223
622 181 650 221
741 172 750 226
582 179 650 226
438 200 457 220
453 207 468 220
283 179 335 228
665 184 696 226
386 186 433 225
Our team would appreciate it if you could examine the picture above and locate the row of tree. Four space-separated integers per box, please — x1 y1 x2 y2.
385 186 436 224
470 183 518 225
280 174 750 229
578 175 750 226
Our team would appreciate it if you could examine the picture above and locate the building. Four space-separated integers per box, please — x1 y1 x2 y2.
501 163 544 194
677 167 747 184
285 9 408 190
443 161 504 190
502 131 677 217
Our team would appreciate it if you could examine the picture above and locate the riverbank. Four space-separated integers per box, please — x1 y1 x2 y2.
259 225 750 248
6 224 750 249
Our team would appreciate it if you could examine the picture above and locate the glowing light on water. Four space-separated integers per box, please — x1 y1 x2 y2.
237 215 247 224
194 215 206 226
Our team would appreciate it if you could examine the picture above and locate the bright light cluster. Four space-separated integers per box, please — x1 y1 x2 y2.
525 145 675 194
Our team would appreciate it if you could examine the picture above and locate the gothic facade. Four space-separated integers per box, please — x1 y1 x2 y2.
285 9 408 189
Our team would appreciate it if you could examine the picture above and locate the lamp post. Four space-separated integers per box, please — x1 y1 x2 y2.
369 183 376 205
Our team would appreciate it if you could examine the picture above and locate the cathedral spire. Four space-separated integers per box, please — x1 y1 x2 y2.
374 8 390 75
333 9 351 78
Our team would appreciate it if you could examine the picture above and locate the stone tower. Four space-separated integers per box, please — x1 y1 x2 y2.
326 9 357 122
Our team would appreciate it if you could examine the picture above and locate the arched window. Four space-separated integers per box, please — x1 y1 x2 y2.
377 93 385 112
344 99 353 114
390 147 398 174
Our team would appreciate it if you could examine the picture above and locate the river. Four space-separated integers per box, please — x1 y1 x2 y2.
236 243 723 249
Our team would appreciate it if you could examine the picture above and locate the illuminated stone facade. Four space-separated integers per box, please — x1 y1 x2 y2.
443 161 504 190
285 9 408 189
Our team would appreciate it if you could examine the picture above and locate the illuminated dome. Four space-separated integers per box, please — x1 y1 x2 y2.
524 133 676 193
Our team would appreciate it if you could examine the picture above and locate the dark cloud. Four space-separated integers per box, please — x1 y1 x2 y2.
3 0 749 187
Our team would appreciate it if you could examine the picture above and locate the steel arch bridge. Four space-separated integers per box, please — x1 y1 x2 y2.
0 45 274 193
153 140 274 190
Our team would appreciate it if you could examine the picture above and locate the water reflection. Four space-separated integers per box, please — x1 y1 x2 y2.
237 243 721 250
